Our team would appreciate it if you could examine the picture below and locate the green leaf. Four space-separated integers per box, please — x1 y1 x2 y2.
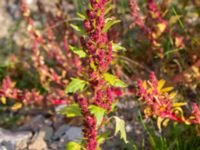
65 78 88 93
113 116 128 143
70 24 86 35
112 43 126 52
102 19 121 33
88 105 106 127
65 141 81 150
69 45 87 58
77 12 87 20
105 5 113 15
59 103 82 117
105 0 113 15
103 73 127 87
97 132 110 146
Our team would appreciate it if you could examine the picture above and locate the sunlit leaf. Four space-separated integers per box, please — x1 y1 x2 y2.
162 118 170 127
112 43 126 52
1 96 6 104
102 19 120 33
169 15 182 25
158 79 166 91
171 107 185 122
142 80 147 89
11 103 22 111
65 78 88 93
103 73 127 88
156 22 167 37
70 24 86 35
157 117 164 132
65 141 81 150
169 92 177 99
105 5 113 15
60 103 82 117
113 116 128 143
161 87 173 93
89 105 106 127
77 12 87 20
172 102 187 108
69 45 87 58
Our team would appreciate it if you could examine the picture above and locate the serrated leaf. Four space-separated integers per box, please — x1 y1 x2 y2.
65 141 81 150
65 78 88 94
89 105 106 127
70 24 86 35
102 19 120 33
112 43 126 52
103 73 127 88
11 103 22 111
59 103 82 117
113 116 128 143
69 45 86 58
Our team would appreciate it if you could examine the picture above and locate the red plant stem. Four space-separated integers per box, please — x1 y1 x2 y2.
77 0 115 149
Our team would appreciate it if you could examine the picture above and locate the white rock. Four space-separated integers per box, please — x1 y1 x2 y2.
0 128 32 150
28 130 47 150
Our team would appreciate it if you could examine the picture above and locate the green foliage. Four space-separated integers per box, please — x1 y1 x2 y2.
77 12 87 20
103 73 127 87
112 43 126 52
59 103 82 117
65 141 81 150
65 78 88 94
89 105 106 127
70 24 86 35
102 19 121 33
69 45 87 58
113 116 128 144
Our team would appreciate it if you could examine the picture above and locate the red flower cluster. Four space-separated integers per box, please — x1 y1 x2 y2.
77 0 116 149
0 77 43 105
75 95 97 150
191 103 200 124
129 0 144 28
81 0 114 111
137 71 200 129
137 72 181 121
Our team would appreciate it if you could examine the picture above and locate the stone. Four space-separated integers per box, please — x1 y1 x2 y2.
42 126 54 141
0 128 32 150
53 125 70 140
62 126 82 142
19 115 45 131
0 145 7 150
28 130 47 150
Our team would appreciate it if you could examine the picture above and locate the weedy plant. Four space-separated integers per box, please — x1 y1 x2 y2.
64 0 128 149
1 0 200 149
20 0 127 150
